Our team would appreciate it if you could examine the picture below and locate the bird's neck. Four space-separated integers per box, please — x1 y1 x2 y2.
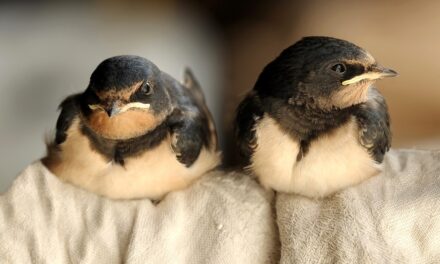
80 119 169 164
264 97 354 140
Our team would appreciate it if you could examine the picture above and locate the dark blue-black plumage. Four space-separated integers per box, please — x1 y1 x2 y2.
46 55 215 168
236 36 394 165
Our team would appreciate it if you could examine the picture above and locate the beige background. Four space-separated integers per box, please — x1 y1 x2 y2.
222 0 440 162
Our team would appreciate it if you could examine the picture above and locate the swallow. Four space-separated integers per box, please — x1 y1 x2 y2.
235 36 397 198
42 55 220 199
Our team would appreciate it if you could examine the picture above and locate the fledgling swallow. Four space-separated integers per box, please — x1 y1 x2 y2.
42 55 221 199
235 36 397 198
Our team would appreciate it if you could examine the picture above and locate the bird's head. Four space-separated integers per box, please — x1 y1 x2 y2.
255 36 397 110
80 55 172 140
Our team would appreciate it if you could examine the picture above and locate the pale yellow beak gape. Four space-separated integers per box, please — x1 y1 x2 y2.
342 65 398 85
88 102 151 117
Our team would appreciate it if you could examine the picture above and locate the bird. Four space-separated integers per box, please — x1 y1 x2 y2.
235 36 397 198
42 55 221 200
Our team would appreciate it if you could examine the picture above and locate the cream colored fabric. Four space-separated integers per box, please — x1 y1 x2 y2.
277 149 440 264
0 163 278 264
3 149 440 264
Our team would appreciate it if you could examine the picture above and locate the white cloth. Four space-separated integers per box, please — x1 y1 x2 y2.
0 163 278 263
3 149 440 264
277 149 440 264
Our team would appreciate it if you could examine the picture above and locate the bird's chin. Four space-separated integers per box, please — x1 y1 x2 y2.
84 110 162 140
324 81 372 109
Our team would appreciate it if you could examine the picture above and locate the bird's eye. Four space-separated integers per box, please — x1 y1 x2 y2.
331 63 346 74
141 82 152 95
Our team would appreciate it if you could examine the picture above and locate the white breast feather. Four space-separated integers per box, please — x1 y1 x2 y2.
250 115 380 198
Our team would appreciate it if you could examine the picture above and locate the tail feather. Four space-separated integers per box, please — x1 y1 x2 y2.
182 67 206 104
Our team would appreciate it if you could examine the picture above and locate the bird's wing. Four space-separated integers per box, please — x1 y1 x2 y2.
42 93 82 168
354 87 391 163
54 94 82 145
168 110 205 167
235 93 264 165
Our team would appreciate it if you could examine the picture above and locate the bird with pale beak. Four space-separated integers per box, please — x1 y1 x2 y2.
236 36 397 198
43 55 220 200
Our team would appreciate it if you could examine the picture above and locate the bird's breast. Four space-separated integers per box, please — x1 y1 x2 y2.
250 115 380 197
47 118 220 199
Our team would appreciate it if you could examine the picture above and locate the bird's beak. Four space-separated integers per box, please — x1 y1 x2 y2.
105 102 121 118
342 65 398 86
89 101 151 117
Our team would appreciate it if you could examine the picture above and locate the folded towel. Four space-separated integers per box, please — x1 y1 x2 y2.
277 149 440 264
0 163 278 263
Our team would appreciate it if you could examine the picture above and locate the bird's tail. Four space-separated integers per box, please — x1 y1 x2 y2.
182 67 218 150
182 67 206 104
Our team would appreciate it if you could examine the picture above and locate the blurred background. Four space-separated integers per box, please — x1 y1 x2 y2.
1 0 439 192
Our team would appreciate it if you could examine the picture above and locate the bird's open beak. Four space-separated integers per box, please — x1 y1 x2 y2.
342 65 398 86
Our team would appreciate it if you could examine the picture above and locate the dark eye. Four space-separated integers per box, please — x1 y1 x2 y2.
141 82 152 94
331 63 346 74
